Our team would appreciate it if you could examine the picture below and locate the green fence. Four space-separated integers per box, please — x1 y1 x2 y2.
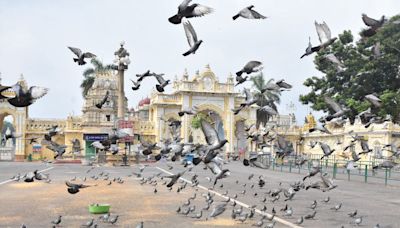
261 155 400 186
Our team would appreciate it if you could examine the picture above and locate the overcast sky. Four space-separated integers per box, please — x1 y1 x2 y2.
0 0 399 123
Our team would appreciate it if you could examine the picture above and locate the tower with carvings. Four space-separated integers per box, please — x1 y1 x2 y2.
81 71 121 130
302 112 316 131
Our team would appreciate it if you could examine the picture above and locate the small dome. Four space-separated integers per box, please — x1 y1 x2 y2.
138 97 150 106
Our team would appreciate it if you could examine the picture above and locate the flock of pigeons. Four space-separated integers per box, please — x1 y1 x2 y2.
2 1 399 228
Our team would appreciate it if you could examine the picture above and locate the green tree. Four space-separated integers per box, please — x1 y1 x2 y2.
250 73 281 110
300 15 400 123
250 72 281 127
80 58 114 98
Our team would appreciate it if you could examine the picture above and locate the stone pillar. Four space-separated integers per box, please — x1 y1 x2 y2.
117 69 125 119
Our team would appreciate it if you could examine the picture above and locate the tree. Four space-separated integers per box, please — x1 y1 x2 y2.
300 14 400 123
250 72 281 127
80 58 114 98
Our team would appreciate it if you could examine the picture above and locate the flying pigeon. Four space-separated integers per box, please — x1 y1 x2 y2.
130 79 141 91
236 61 263 76
323 96 349 121
182 19 203 56
169 0 214 24
301 22 337 58
320 142 335 159
67 47 96 65
8 83 48 107
95 90 109 109
233 5 267 20
152 73 170 92
136 70 152 82
178 106 198 116
361 14 386 38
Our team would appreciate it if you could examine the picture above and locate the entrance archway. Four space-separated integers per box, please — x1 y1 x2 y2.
0 112 16 160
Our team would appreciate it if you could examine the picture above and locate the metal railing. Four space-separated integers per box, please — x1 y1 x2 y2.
257 154 400 186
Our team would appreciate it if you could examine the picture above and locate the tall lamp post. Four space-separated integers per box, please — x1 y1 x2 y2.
113 41 131 120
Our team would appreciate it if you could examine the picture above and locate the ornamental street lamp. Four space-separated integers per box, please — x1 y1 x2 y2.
113 41 131 120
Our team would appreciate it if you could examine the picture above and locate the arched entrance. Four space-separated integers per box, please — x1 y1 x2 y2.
0 101 27 161
0 114 16 160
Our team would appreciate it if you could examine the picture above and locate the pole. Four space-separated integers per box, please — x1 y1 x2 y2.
364 165 368 183
117 69 125 119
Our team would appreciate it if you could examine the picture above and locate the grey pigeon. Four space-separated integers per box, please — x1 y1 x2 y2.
51 215 62 226
169 0 214 24
361 14 386 38
135 221 144 228
233 5 267 20
320 142 335 159
136 70 152 82
95 91 109 109
163 170 186 187
236 61 263 76
130 79 141 91
65 181 94 194
209 203 226 218
81 219 94 228
301 22 337 58
323 96 349 121
8 83 48 107
151 73 170 93
67 47 96 65
182 19 203 56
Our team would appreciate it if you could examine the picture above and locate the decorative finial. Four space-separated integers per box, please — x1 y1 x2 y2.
19 73 24 81
120 41 125 47
205 64 211 70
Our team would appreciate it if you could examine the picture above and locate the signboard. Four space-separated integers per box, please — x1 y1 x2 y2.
83 134 109 141
118 120 134 143
32 144 41 153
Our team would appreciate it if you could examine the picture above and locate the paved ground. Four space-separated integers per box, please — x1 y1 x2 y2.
0 161 399 228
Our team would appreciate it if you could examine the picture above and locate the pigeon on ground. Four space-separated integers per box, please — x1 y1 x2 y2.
65 181 94 194
304 210 317 219
169 0 214 24
182 19 203 56
233 5 266 20
107 215 119 225
209 203 227 218
51 215 62 226
81 219 94 228
330 203 342 211
348 210 358 218
95 91 109 109
135 221 144 228
67 47 96 65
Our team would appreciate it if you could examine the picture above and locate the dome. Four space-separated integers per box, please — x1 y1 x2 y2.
138 97 150 106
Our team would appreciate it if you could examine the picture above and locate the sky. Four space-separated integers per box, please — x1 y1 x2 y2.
0 0 399 123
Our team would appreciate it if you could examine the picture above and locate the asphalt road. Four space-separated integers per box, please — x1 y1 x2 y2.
0 161 399 228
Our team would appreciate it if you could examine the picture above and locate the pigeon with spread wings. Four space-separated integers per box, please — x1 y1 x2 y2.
67 47 96 65
182 19 203 56
8 83 48 107
95 91 109 109
233 5 266 20
169 0 214 24
152 73 170 93
301 22 337 58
